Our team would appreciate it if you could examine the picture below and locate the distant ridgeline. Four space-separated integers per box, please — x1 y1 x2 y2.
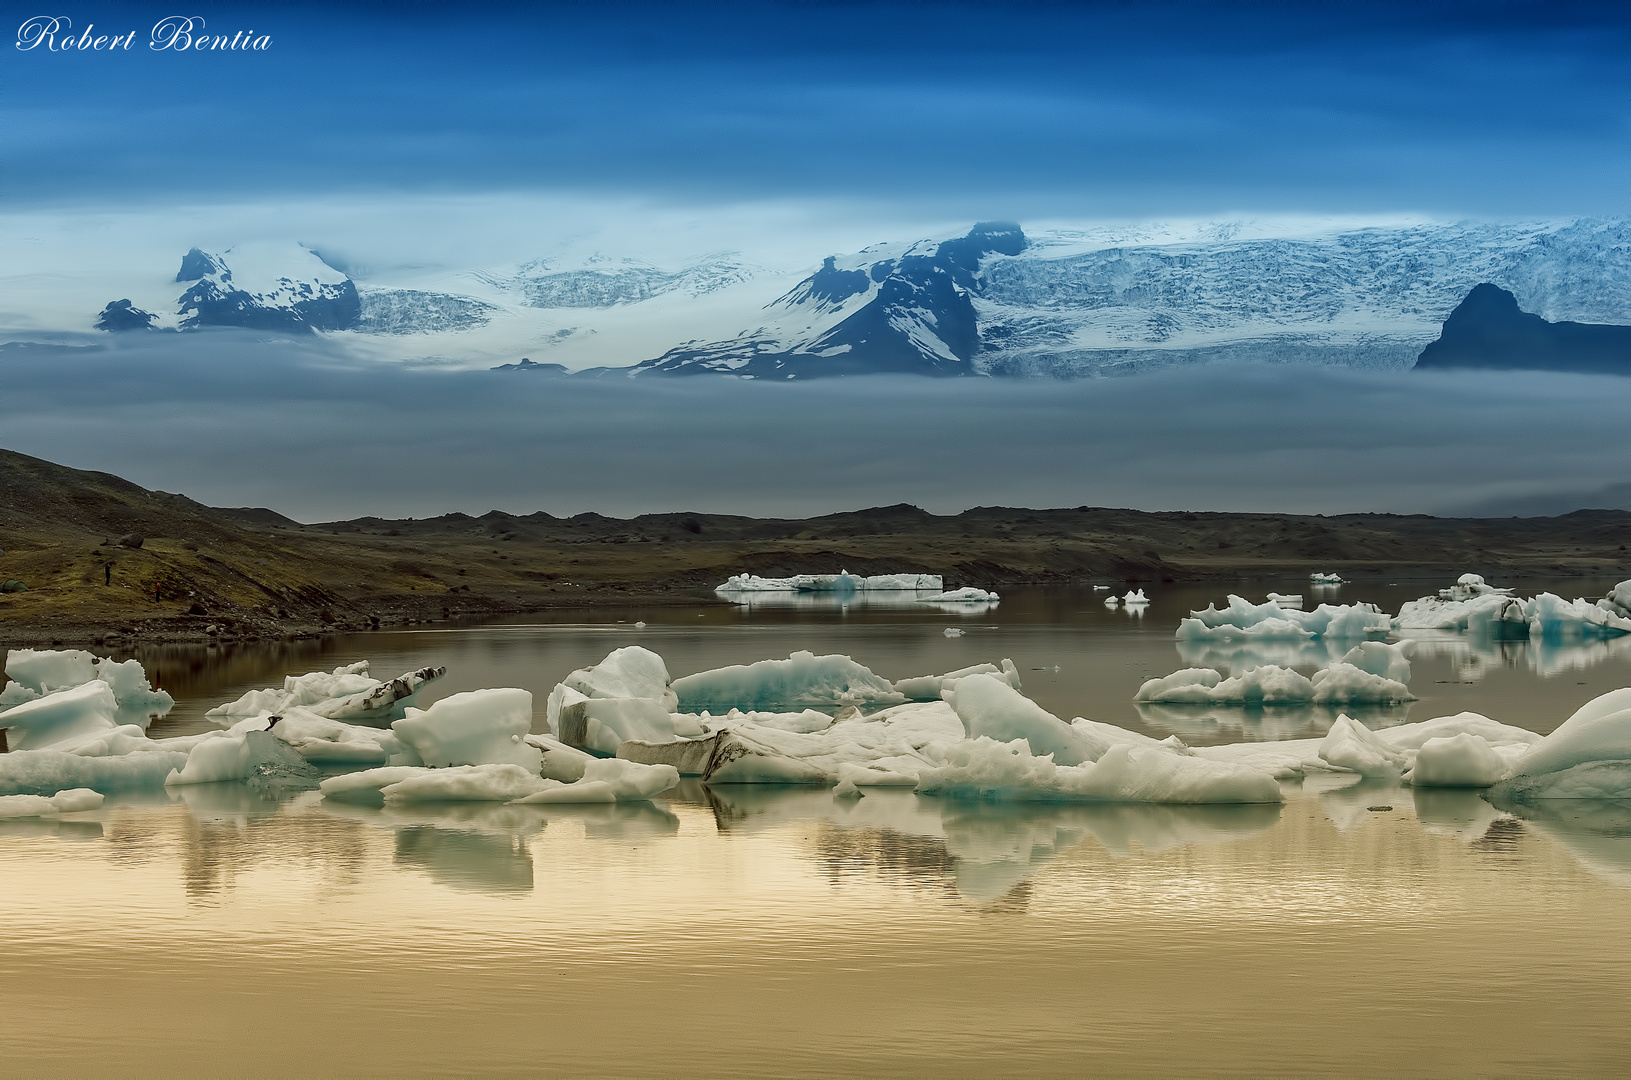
1415 284 1631 376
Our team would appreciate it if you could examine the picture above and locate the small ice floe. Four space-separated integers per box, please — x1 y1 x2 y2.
916 587 999 603
943 627 965 638
1266 592 1303 608
1310 572 1346 584
1123 589 1149 605
0 788 104 820
1103 594 1120 608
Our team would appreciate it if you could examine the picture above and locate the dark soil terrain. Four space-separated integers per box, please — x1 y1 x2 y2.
2 447 1627 646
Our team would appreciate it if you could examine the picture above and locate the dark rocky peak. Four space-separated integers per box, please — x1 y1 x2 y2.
176 247 228 283
1416 283 1631 375
934 221 1028 275
95 299 158 332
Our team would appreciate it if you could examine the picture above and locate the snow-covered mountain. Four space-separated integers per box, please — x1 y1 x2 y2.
63 216 1631 376
628 223 1025 377
95 242 361 333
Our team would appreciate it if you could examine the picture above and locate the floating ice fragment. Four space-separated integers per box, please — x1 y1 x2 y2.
917 587 999 603
673 650 904 711
0 788 104 819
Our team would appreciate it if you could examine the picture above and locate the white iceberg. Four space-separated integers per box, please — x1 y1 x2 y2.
1309 572 1346 584
1178 595 1389 641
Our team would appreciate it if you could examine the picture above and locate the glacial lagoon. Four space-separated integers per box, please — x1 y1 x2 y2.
6 578 1631 1077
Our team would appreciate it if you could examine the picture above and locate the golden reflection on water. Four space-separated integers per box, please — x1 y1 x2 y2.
4 782 1631 1078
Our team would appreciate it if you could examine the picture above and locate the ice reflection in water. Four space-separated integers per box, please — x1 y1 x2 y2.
1401 628 1631 680
1486 795 1631 888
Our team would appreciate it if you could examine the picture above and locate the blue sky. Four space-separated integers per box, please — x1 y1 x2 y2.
6 0 1631 219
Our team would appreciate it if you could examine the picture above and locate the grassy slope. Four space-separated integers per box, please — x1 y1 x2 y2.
3 447 1629 645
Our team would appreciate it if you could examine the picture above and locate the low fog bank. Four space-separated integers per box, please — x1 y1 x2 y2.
3 335 1628 522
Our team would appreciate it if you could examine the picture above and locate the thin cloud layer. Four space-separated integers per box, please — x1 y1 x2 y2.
2 335 1627 521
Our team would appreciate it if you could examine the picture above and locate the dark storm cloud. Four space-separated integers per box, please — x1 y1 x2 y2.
3 335 1629 521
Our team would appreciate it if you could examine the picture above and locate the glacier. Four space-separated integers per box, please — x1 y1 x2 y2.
35 214 1631 378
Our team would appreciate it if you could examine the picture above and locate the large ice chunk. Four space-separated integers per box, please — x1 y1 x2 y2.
915 737 1283 804
2 650 174 728
380 764 549 803
4 649 98 696
510 758 679 802
0 682 120 750
1406 733 1511 787
1308 663 1414 704
165 730 321 787
1318 715 1409 779
672 650 905 711
1527 593 1631 640
947 674 1101 765
0 749 188 796
894 660 1020 701
269 709 417 765
392 689 542 770
1180 595 1388 641
553 696 681 755
1503 689 1631 780
563 646 677 709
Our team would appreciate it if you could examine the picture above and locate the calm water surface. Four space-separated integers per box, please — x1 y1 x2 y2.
6 579 1631 1077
